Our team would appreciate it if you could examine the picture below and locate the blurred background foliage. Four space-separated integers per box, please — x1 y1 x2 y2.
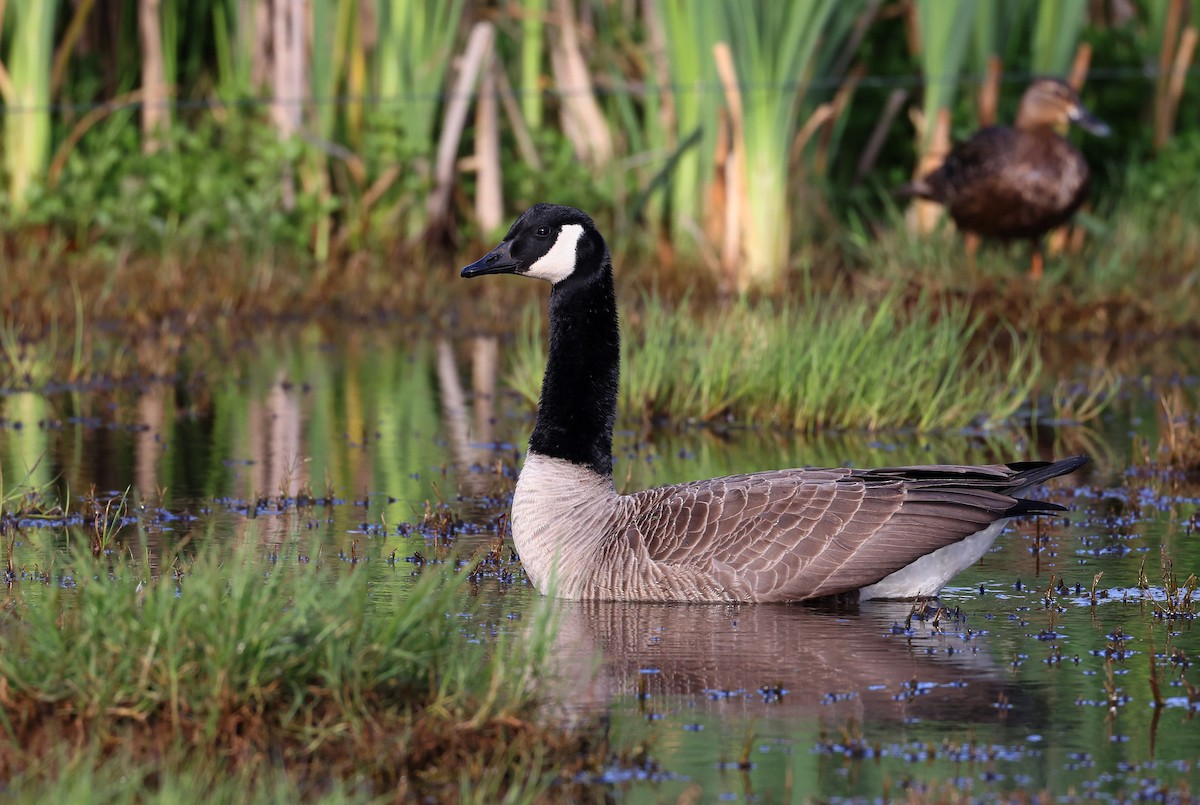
0 0 1197 291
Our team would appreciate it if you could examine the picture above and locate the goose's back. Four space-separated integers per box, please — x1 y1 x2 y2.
606 464 1037 603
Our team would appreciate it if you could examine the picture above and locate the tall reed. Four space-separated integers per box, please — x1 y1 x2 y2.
1031 0 1088 75
375 0 465 157
719 0 844 288
518 0 546 130
655 0 722 242
2 0 59 210
915 0 976 145
211 0 254 97
906 0 977 234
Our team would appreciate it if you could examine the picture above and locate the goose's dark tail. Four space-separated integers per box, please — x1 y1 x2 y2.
1004 455 1089 516
1005 455 1089 489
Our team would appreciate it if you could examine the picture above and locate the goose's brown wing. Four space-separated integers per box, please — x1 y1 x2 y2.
623 462 1072 602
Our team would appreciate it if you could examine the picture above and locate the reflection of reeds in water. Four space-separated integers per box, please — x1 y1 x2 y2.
2 392 52 494
436 336 500 497
135 385 166 501
239 371 304 546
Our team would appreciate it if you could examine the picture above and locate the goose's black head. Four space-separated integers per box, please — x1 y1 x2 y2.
461 203 608 286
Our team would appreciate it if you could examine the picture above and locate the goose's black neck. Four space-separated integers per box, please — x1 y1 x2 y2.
529 259 620 477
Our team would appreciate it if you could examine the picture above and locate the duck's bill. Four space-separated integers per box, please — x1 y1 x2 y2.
461 241 520 278
1069 106 1111 137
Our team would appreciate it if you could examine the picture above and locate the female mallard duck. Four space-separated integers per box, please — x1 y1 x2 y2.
461 204 1086 602
905 78 1110 279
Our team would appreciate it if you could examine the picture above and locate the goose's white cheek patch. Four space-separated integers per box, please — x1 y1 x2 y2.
525 224 584 283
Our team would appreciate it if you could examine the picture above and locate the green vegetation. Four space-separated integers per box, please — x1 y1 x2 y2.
0 2 1196 427
510 293 1040 432
0 2 1194 283
0 541 595 801
2 8 1198 801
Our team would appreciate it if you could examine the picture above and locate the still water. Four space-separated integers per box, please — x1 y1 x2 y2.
2 324 1199 801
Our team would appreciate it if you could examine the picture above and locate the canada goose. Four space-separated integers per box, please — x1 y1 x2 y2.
902 78 1110 279
461 203 1086 602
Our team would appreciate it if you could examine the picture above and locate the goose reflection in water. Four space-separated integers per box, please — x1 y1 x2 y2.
542 599 1021 725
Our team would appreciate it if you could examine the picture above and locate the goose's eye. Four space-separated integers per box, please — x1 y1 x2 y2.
535 226 551 238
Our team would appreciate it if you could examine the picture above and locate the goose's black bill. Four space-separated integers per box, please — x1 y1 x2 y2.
1070 105 1111 137
461 241 520 278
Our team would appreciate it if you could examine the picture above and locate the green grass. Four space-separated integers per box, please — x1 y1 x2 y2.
0 540 591 800
2 752 369 805
510 292 1039 432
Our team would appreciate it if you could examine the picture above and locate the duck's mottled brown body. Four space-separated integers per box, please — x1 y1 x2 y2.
906 79 1109 276
920 124 1091 241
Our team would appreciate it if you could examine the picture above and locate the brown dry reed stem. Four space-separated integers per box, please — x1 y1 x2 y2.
1153 390 1200 475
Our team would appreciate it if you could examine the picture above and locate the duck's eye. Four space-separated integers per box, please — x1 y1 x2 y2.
535 226 551 238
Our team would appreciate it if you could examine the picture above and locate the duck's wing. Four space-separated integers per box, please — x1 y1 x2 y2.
940 128 1028 190
624 459 1082 602
898 127 1016 203
936 127 1088 236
